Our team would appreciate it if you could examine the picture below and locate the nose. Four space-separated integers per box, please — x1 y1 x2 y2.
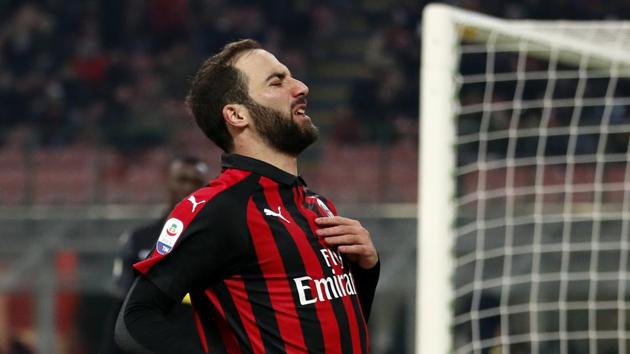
291 77 309 97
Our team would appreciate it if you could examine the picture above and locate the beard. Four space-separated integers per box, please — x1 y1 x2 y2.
244 98 319 156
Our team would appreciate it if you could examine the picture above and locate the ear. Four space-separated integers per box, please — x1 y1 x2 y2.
222 104 249 128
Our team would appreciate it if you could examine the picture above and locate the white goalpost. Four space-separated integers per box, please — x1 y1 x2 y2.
418 4 630 354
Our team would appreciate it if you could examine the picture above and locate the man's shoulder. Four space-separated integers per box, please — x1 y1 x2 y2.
171 169 258 218
134 171 257 262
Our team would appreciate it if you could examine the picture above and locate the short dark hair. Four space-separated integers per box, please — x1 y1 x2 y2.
186 39 262 152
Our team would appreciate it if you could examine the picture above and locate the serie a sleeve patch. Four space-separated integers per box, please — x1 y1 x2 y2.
156 218 184 255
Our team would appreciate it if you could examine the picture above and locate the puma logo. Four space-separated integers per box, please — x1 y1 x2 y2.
264 206 290 224
188 195 206 212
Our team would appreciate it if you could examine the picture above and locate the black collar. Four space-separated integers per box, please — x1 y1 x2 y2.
221 154 306 186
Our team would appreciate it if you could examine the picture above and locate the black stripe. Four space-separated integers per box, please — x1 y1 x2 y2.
211 281 254 353
190 293 229 354
279 186 355 354
251 181 326 353
349 292 368 353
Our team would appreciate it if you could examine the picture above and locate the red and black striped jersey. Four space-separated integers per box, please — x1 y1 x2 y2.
134 154 377 354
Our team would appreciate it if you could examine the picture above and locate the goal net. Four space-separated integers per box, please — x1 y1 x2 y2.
418 4 630 354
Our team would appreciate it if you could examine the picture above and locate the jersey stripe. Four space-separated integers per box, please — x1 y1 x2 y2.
238 265 288 353
259 177 344 353
349 290 369 353
193 292 242 354
246 199 308 353
209 283 255 353
337 285 363 353
204 290 242 354
285 187 362 354
224 276 268 353
191 300 210 353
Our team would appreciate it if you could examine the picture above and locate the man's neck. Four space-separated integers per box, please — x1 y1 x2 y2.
232 144 299 176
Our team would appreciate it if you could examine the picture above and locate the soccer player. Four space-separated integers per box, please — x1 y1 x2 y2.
116 39 380 354
101 156 210 354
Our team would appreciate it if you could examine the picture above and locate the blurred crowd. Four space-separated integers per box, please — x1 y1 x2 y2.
0 0 628 206
0 0 420 153
1 0 628 151
0 0 311 152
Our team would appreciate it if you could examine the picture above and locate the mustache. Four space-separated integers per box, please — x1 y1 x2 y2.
291 97 308 110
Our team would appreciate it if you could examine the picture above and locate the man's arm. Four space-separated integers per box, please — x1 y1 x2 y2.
115 187 251 354
350 260 380 320
115 277 204 354
314 216 380 319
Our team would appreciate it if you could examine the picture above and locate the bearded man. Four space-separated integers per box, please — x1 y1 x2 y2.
116 39 379 354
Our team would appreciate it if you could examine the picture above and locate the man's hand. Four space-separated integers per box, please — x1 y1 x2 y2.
314 216 378 269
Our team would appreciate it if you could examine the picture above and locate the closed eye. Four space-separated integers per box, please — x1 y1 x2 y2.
265 72 288 87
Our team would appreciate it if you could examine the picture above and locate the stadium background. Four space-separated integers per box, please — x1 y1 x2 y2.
0 0 627 353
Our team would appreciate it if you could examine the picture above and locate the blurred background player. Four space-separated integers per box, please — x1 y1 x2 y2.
100 155 210 354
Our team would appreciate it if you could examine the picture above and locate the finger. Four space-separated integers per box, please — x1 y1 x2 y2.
322 234 359 246
315 225 360 237
340 247 379 269
337 244 371 255
314 216 359 226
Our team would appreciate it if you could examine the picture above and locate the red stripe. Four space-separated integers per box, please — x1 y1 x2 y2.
246 200 307 353
224 276 266 354
215 314 243 354
191 302 209 353
259 177 341 353
134 169 251 275
350 288 370 351
338 284 362 353
354 297 370 351
205 290 243 354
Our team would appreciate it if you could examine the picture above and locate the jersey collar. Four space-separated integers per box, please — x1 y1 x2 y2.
222 154 307 186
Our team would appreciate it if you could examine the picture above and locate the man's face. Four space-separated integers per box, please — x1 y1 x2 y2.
233 49 318 156
167 161 209 206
